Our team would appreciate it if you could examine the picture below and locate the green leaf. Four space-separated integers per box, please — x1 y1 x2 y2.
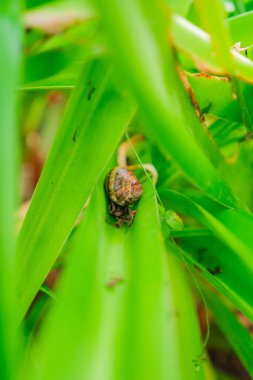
232 0 246 15
37 19 98 53
161 190 253 270
24 178 204 380
196 0 253 135
178 234 253 320
194 0 234 73
228 11 253 47
96 0 239 208
16 59 136 321
167 0 192 16
20 68 78 90
24 50 77 84
203 288 253 378
160 190 253 319
187 73 241 121
0 2 21 379
164 210 184 231
22 2 99 88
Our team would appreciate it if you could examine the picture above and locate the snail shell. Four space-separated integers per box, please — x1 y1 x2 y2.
105 166 143 206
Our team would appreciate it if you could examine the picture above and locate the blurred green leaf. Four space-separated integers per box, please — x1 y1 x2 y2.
171 15 253 83
163 190 253 267
22 2 99 87
164 210 184 231
203 288 253 378
25 0 54 9
24 50 75 83
37 19 98 53
160 190 253 319
24 178 204 380
3 1 253 378
187 73 241 120
97 0 240 208
161 190 253 270
16 59 136 321
194 0 234 73
228 11 253 46
167 0 192 16
20 68 78 90
0 1 21 379
178 235 253 320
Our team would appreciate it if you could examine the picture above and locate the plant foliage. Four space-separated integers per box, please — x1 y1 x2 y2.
1 0 253 379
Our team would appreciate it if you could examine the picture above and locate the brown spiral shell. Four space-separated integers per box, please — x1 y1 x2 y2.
105 166 143 206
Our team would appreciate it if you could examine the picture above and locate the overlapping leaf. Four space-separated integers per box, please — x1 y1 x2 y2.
97 0 240 208
16 59 136 321
160 189 253 320
22 178 204 380
0 2 21 378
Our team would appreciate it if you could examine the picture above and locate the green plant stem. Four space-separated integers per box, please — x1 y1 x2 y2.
171 14 253 83
25 179 204 380
195 0 234 74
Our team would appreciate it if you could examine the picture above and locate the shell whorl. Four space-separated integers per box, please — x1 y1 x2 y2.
105 166 143 206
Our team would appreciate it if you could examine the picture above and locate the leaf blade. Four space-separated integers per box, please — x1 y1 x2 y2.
96 0 240 208
25 178 204 380
16 59 136 321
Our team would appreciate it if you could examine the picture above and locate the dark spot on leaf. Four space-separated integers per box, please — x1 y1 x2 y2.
73 127 78 142
198 247 207 254
192 355 207 372
241 132 253 142
167 309 180 319
197 247 207 262
106 276 124 289
87 87 96 101
194 265 203 273
207 266 222 275
202 102 212 114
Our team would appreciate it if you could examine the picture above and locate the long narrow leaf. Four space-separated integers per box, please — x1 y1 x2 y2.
177 235 253 320
228 11 253 46
203 288 253 378
194 0 234 73
0 1 21 378
160 190 253 319
96 0 240 208
161 190 253 271
16 59 136 321
24 178 204 380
